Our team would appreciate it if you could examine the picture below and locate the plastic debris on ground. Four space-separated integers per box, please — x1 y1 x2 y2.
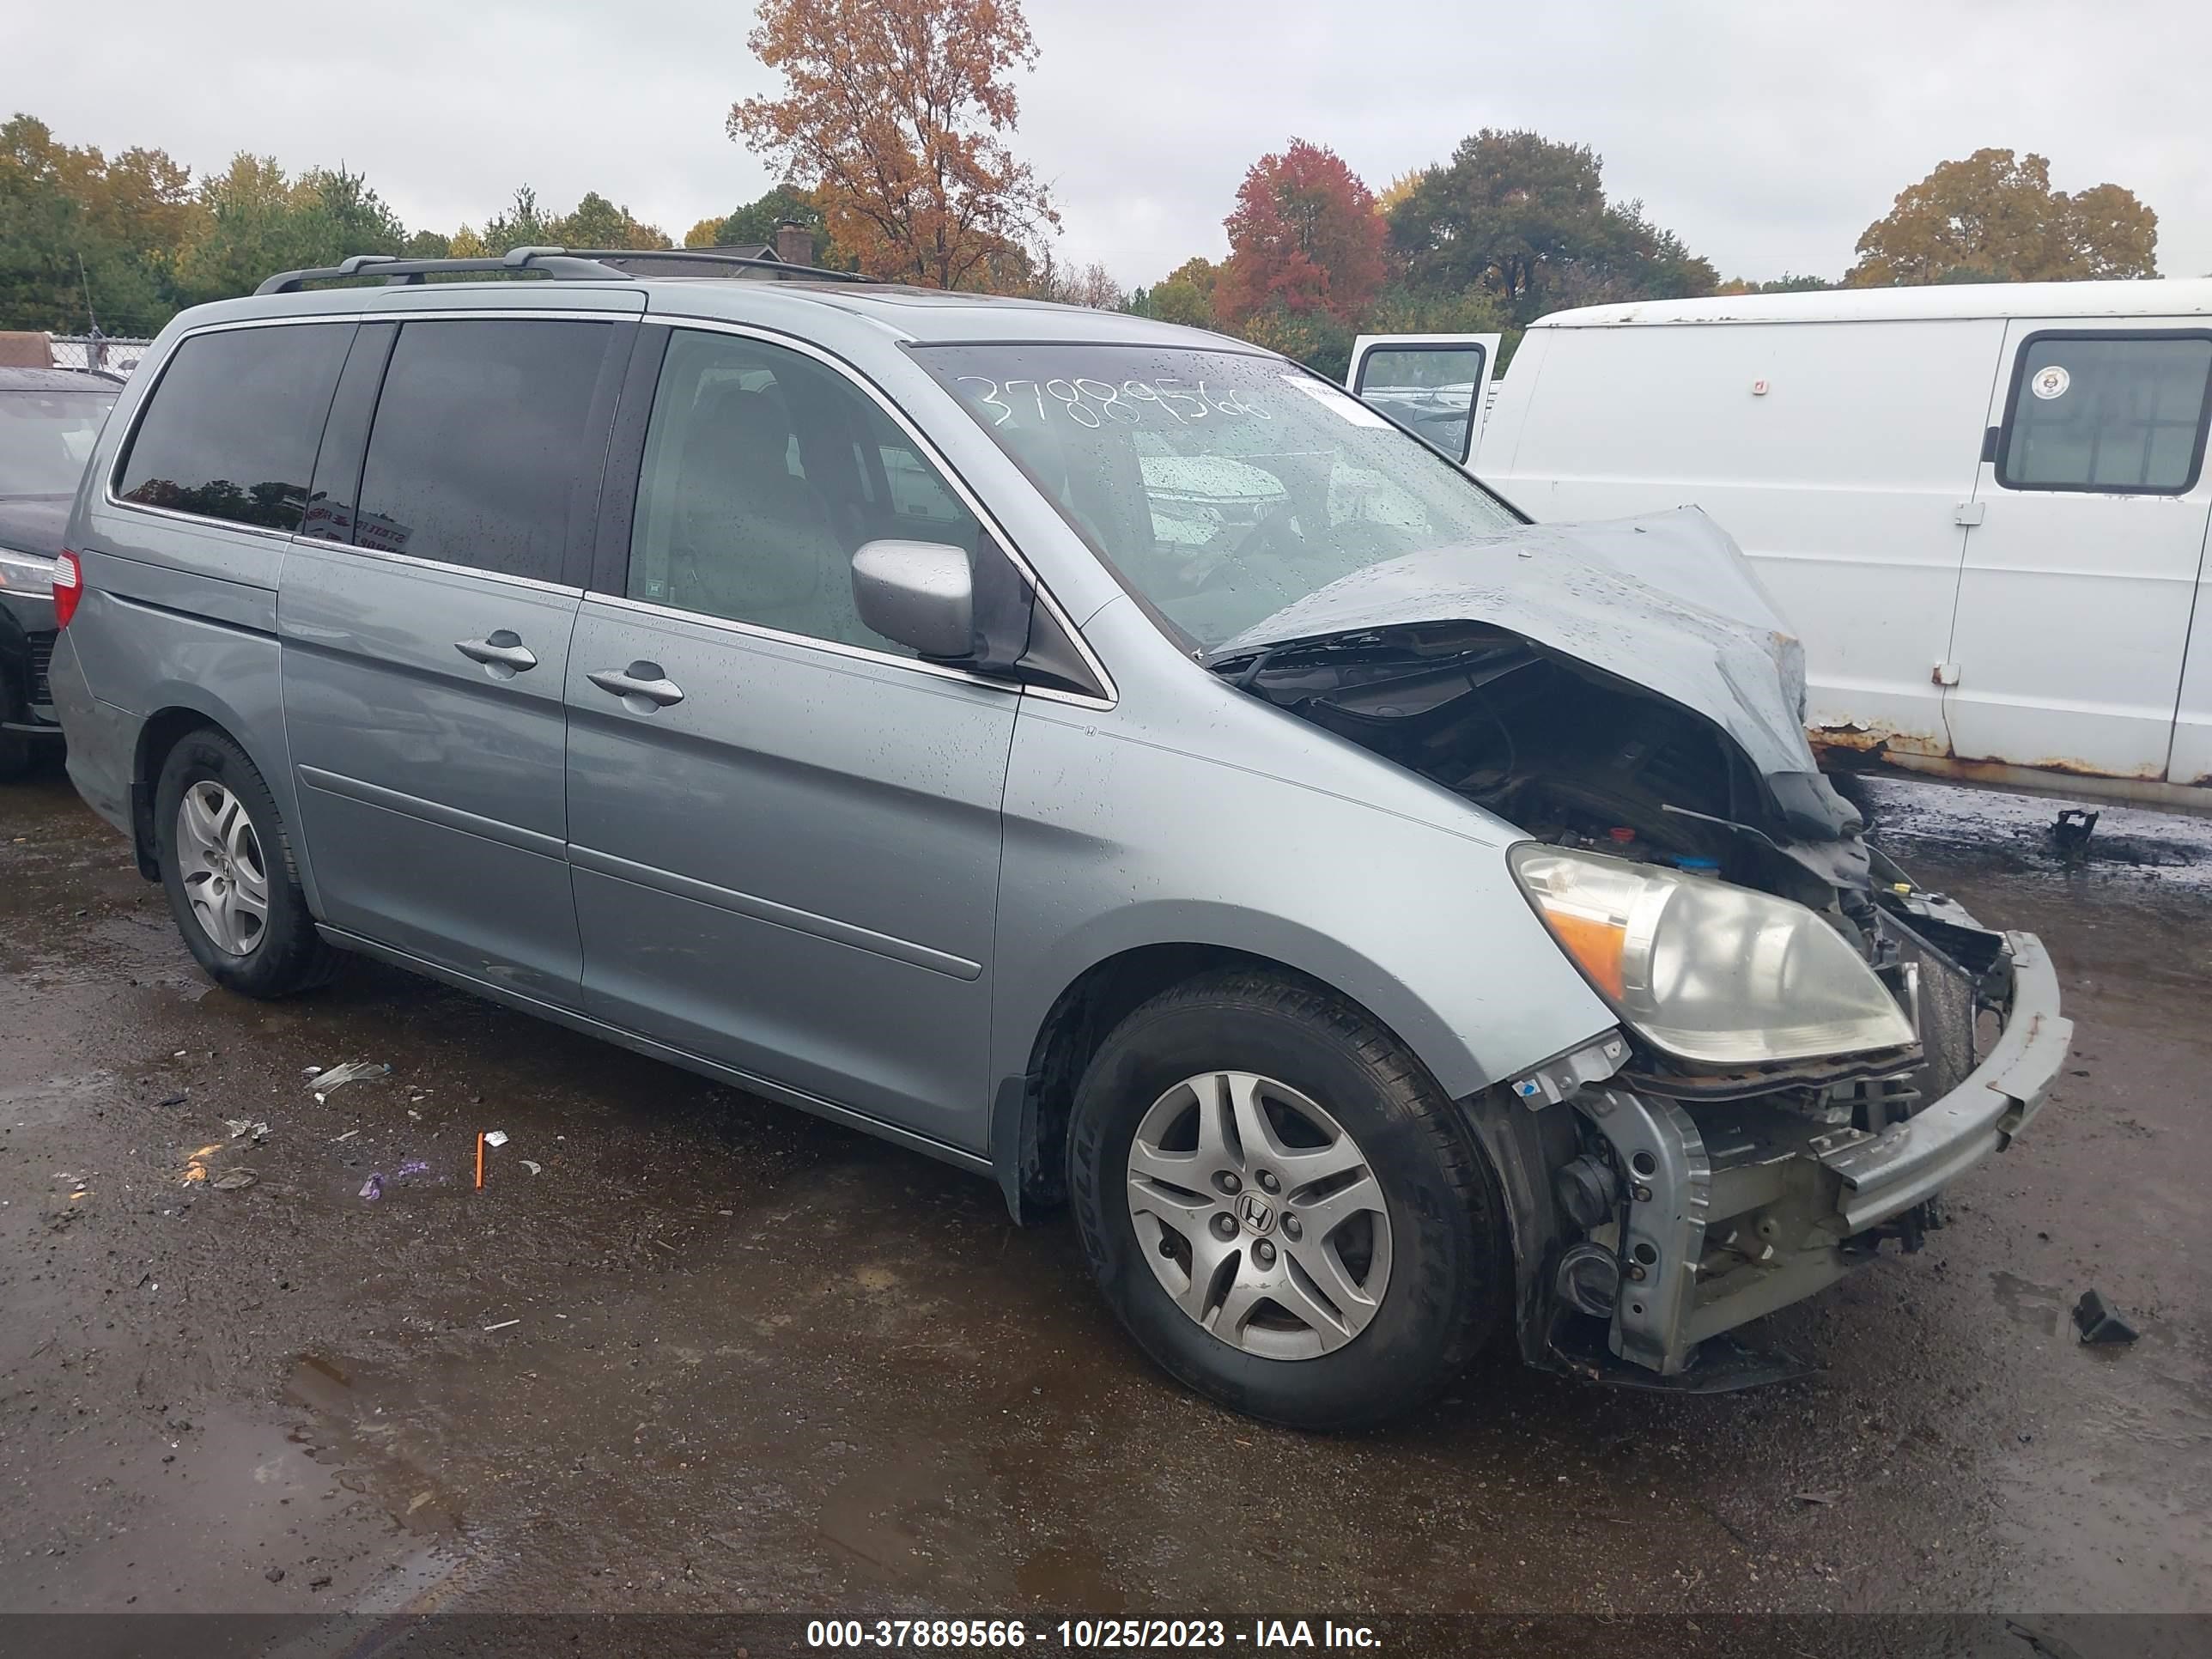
223 1118 270 1141
397 1159 430 1179
310 1060 391 1099
483 1129 508 1148
2073 1288 2140 1345
210 1168 258 1191
359 1174 385 1202
482 1319 520 1333
520 1160 542 1176
179 1144 225 1186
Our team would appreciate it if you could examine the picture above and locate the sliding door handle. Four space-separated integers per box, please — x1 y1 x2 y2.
588 663 686 709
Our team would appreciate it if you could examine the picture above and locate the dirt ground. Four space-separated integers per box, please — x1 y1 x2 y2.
2 761 2206 1620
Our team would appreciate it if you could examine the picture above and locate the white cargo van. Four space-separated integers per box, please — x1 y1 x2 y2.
1351 281 2212 811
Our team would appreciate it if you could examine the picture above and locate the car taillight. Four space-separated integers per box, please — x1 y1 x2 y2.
53 550 82 628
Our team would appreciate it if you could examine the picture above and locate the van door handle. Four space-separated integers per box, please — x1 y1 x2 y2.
455 634 538 673
587 663 686 709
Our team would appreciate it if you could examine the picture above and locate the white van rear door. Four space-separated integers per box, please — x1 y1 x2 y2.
1348 334 1501 467
1944 323 2212 784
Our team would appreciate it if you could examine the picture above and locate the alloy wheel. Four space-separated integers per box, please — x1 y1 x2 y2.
1125 1070 1393 1359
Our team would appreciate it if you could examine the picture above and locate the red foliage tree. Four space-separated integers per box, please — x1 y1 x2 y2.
1214 139 1386 329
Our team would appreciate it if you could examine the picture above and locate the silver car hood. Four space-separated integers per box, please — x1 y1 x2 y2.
1212 507 1828 797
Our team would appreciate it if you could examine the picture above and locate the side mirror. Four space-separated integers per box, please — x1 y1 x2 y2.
851 539 974 659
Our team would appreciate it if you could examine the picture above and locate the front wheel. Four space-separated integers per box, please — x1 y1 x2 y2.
1066 969 1510 1429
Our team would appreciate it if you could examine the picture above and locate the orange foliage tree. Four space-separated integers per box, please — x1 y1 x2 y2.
1213 139 1386 330
728 0 1058 289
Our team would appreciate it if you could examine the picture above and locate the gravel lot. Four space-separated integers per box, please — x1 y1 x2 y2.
2 762 2205 1619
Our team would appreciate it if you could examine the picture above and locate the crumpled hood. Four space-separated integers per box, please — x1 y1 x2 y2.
1211 507 1845 823
0 495 70 561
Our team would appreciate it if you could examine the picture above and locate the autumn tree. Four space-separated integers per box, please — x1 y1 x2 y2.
1389 130 1716 325
729 0 1057 288
1213 139 1385 330
1846 149 2157 286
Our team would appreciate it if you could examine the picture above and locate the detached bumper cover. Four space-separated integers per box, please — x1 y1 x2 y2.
1818 931 2069 1232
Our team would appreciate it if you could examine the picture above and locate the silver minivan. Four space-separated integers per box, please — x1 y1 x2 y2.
49 250 2069 1426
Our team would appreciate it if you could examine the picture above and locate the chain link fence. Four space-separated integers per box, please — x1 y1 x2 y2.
45 334 153 374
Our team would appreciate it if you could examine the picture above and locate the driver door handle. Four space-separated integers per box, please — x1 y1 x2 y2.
454 635 538 672
588 663 686 708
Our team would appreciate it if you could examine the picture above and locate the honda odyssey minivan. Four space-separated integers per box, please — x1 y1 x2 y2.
49 248 2068 1426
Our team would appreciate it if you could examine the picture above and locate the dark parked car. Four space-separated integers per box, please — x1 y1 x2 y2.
1 365 120 776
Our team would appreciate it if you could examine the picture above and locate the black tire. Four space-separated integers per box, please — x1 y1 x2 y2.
1067 969 1510 1430
154 727 337 997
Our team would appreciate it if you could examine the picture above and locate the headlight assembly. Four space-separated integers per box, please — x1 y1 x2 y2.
1510 844 1915 1066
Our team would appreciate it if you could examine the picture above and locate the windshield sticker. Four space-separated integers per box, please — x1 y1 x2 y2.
1280 374 1390 427
952 376 1270 428
2031 364 2070 400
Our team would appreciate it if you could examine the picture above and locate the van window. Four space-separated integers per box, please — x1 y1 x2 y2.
628 329 983 653
354 319 611 581
2000 333 2212 495
1353 343 1486 461
115 323 353 532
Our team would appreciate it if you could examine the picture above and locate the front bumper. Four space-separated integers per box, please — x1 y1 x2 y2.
1565 929 2068 1379
1818 931 2068 1231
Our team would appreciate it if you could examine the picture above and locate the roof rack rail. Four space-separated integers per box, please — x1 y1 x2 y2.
255 245 873 295
564 248 872 284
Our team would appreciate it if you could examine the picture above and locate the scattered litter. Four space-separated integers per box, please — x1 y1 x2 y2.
331 1129 360 1144
482 1319 520 1333
223 1119 270 1142
2073 1289 2139 1345
303 1066 322 1078
407 1109 421 1120
210 1168 259 1192
358 1174 385 1202
520 1160 541 1176
483 1129 508 1148
397 1159 430 1179
173 1050 187 1058
309 1061 390 1095
1792 1490 1840 1506
155 1092 188 1109
179 1143 225 1185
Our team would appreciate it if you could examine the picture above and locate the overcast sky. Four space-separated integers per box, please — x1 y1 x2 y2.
16 0 2211 286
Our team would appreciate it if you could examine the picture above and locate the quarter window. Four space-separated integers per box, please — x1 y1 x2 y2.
1999 333 2212 495
354 319 613 581
628 330 983 653
1352 343 1487 462
115 323 353 532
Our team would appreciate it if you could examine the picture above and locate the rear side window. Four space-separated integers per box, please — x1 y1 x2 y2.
354 319 613 581
1999 333 2212 495
115 323 353 532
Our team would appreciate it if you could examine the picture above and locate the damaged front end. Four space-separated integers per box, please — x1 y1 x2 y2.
1209 508 2072 1386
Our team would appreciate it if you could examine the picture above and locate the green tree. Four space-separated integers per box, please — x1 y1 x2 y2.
708 183 824 247
1846 149 2158 286
0 115 182 332
553 191 671 251
1389 130 1717 325
1139 256 1218 328
169 157 406 303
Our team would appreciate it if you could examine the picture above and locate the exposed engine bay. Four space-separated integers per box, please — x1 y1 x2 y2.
1211 605 2059 1386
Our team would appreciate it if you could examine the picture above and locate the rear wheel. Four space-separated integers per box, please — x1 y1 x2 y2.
1066 969 1509 1429
155 729 337 997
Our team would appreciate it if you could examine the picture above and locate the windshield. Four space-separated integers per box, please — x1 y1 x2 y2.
0 389 116 497
916 343 1519 652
